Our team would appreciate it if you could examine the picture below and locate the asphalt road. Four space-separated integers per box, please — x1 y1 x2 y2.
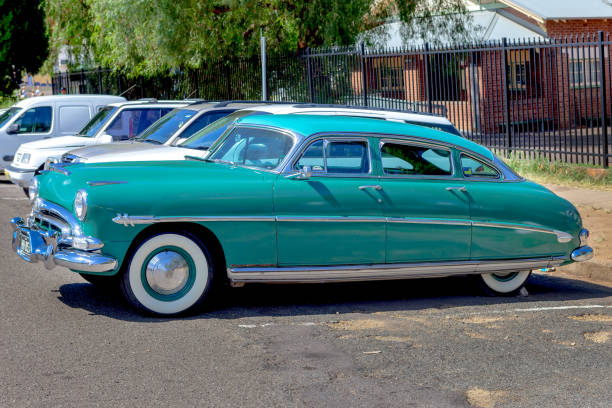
1 179 611 408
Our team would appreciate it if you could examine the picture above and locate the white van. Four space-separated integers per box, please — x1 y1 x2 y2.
6 99 189 190
0 95 125 172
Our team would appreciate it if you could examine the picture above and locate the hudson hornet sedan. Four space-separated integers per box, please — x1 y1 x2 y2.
11 115 593 315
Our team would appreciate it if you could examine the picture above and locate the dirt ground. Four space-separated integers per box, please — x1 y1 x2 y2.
559 204 612 283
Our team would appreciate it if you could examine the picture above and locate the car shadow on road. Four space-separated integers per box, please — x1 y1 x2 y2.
56 272 612 323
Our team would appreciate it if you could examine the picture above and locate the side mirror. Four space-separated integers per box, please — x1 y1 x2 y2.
98 133 113 144
285 165 312 180
6 123 18 134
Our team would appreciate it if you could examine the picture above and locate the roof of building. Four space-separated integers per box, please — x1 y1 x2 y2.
500 0 612 21
236 114 493 159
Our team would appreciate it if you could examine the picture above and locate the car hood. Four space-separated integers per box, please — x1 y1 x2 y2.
20 136 94 151
67 142 205 163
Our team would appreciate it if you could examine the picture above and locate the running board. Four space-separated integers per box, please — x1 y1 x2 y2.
227 257 567 284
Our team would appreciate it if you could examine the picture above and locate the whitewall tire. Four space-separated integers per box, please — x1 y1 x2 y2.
480 270 531 295
120 232 213 315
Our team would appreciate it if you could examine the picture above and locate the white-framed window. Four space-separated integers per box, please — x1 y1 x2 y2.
569 59 600 88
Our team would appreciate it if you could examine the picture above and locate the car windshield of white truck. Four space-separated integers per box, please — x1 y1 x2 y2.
78 106 117 137
0 107 22 128
179 110 270 150
137 109 197 144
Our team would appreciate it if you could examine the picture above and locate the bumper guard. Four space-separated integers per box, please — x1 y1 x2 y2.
10 217 117 273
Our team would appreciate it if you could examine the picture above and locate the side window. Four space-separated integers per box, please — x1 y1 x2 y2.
13 106 52 134
296 139 370 174
381 143 451 176
460 155 500 178
59 106 90 133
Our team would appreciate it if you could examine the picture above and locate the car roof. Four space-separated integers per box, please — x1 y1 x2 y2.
236 114 493 160
107 100 190 108
15 95 125 108
239 104 453 125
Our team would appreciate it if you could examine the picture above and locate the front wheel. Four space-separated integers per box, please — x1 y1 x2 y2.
479 270 531 296
120 232 214 315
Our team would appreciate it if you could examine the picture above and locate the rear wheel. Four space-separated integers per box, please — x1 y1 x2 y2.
119 232 214 315
479 270 531 296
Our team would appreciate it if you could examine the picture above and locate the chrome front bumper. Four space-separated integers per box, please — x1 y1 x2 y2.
5 165 35 187
10 217 117 273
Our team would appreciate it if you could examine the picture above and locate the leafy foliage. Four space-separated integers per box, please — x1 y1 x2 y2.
44 0 470 76
0 0 48 96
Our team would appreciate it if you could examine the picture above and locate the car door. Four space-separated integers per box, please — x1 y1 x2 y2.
3 105 54 161
377 139 471 263
274 136 385 266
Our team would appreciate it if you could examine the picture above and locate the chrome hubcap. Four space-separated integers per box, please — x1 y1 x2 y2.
145 250 190 295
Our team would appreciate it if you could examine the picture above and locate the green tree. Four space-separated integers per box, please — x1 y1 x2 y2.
44 0 471 77
0 0 48 96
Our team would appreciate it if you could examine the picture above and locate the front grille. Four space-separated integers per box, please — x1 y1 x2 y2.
34 210 71 236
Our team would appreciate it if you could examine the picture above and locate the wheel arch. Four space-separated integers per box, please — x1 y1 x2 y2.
119 222 228 282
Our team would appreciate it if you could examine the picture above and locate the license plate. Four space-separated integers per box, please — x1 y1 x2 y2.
18 232 31 258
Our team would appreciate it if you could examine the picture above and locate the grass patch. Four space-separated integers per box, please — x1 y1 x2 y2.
503 154 612 190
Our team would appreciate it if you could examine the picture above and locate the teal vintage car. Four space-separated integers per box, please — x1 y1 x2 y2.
11 115 593 315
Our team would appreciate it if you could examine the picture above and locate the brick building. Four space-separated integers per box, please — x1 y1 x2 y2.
352 0 612 136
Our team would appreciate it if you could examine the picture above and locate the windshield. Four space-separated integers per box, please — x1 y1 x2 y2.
178 110 269 150
0 107 22 128
137 109 197 144
78 106 117 137
207 127 294 170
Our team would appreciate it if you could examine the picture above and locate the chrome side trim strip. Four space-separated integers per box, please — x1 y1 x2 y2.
388 217 471 226
112 214 276 227
111 213 573 243
228 257 567 283
86 181 128 186
276 216 386 223
472 221 573 243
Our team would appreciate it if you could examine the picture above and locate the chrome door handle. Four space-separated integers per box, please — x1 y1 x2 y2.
446 186 467 192
359 185 382 191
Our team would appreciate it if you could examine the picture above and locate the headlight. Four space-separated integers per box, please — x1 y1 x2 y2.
74 189 88 221
28 177 39 202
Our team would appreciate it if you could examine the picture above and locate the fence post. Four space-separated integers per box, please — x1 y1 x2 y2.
360 42 368 107
598 31 609 168
97 67 102 94
80 69 85 94
423 43 432 113
260 34 267 101
501 37 512 154
306 48 315 103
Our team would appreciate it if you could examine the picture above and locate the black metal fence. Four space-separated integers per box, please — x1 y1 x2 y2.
53 33 612 167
